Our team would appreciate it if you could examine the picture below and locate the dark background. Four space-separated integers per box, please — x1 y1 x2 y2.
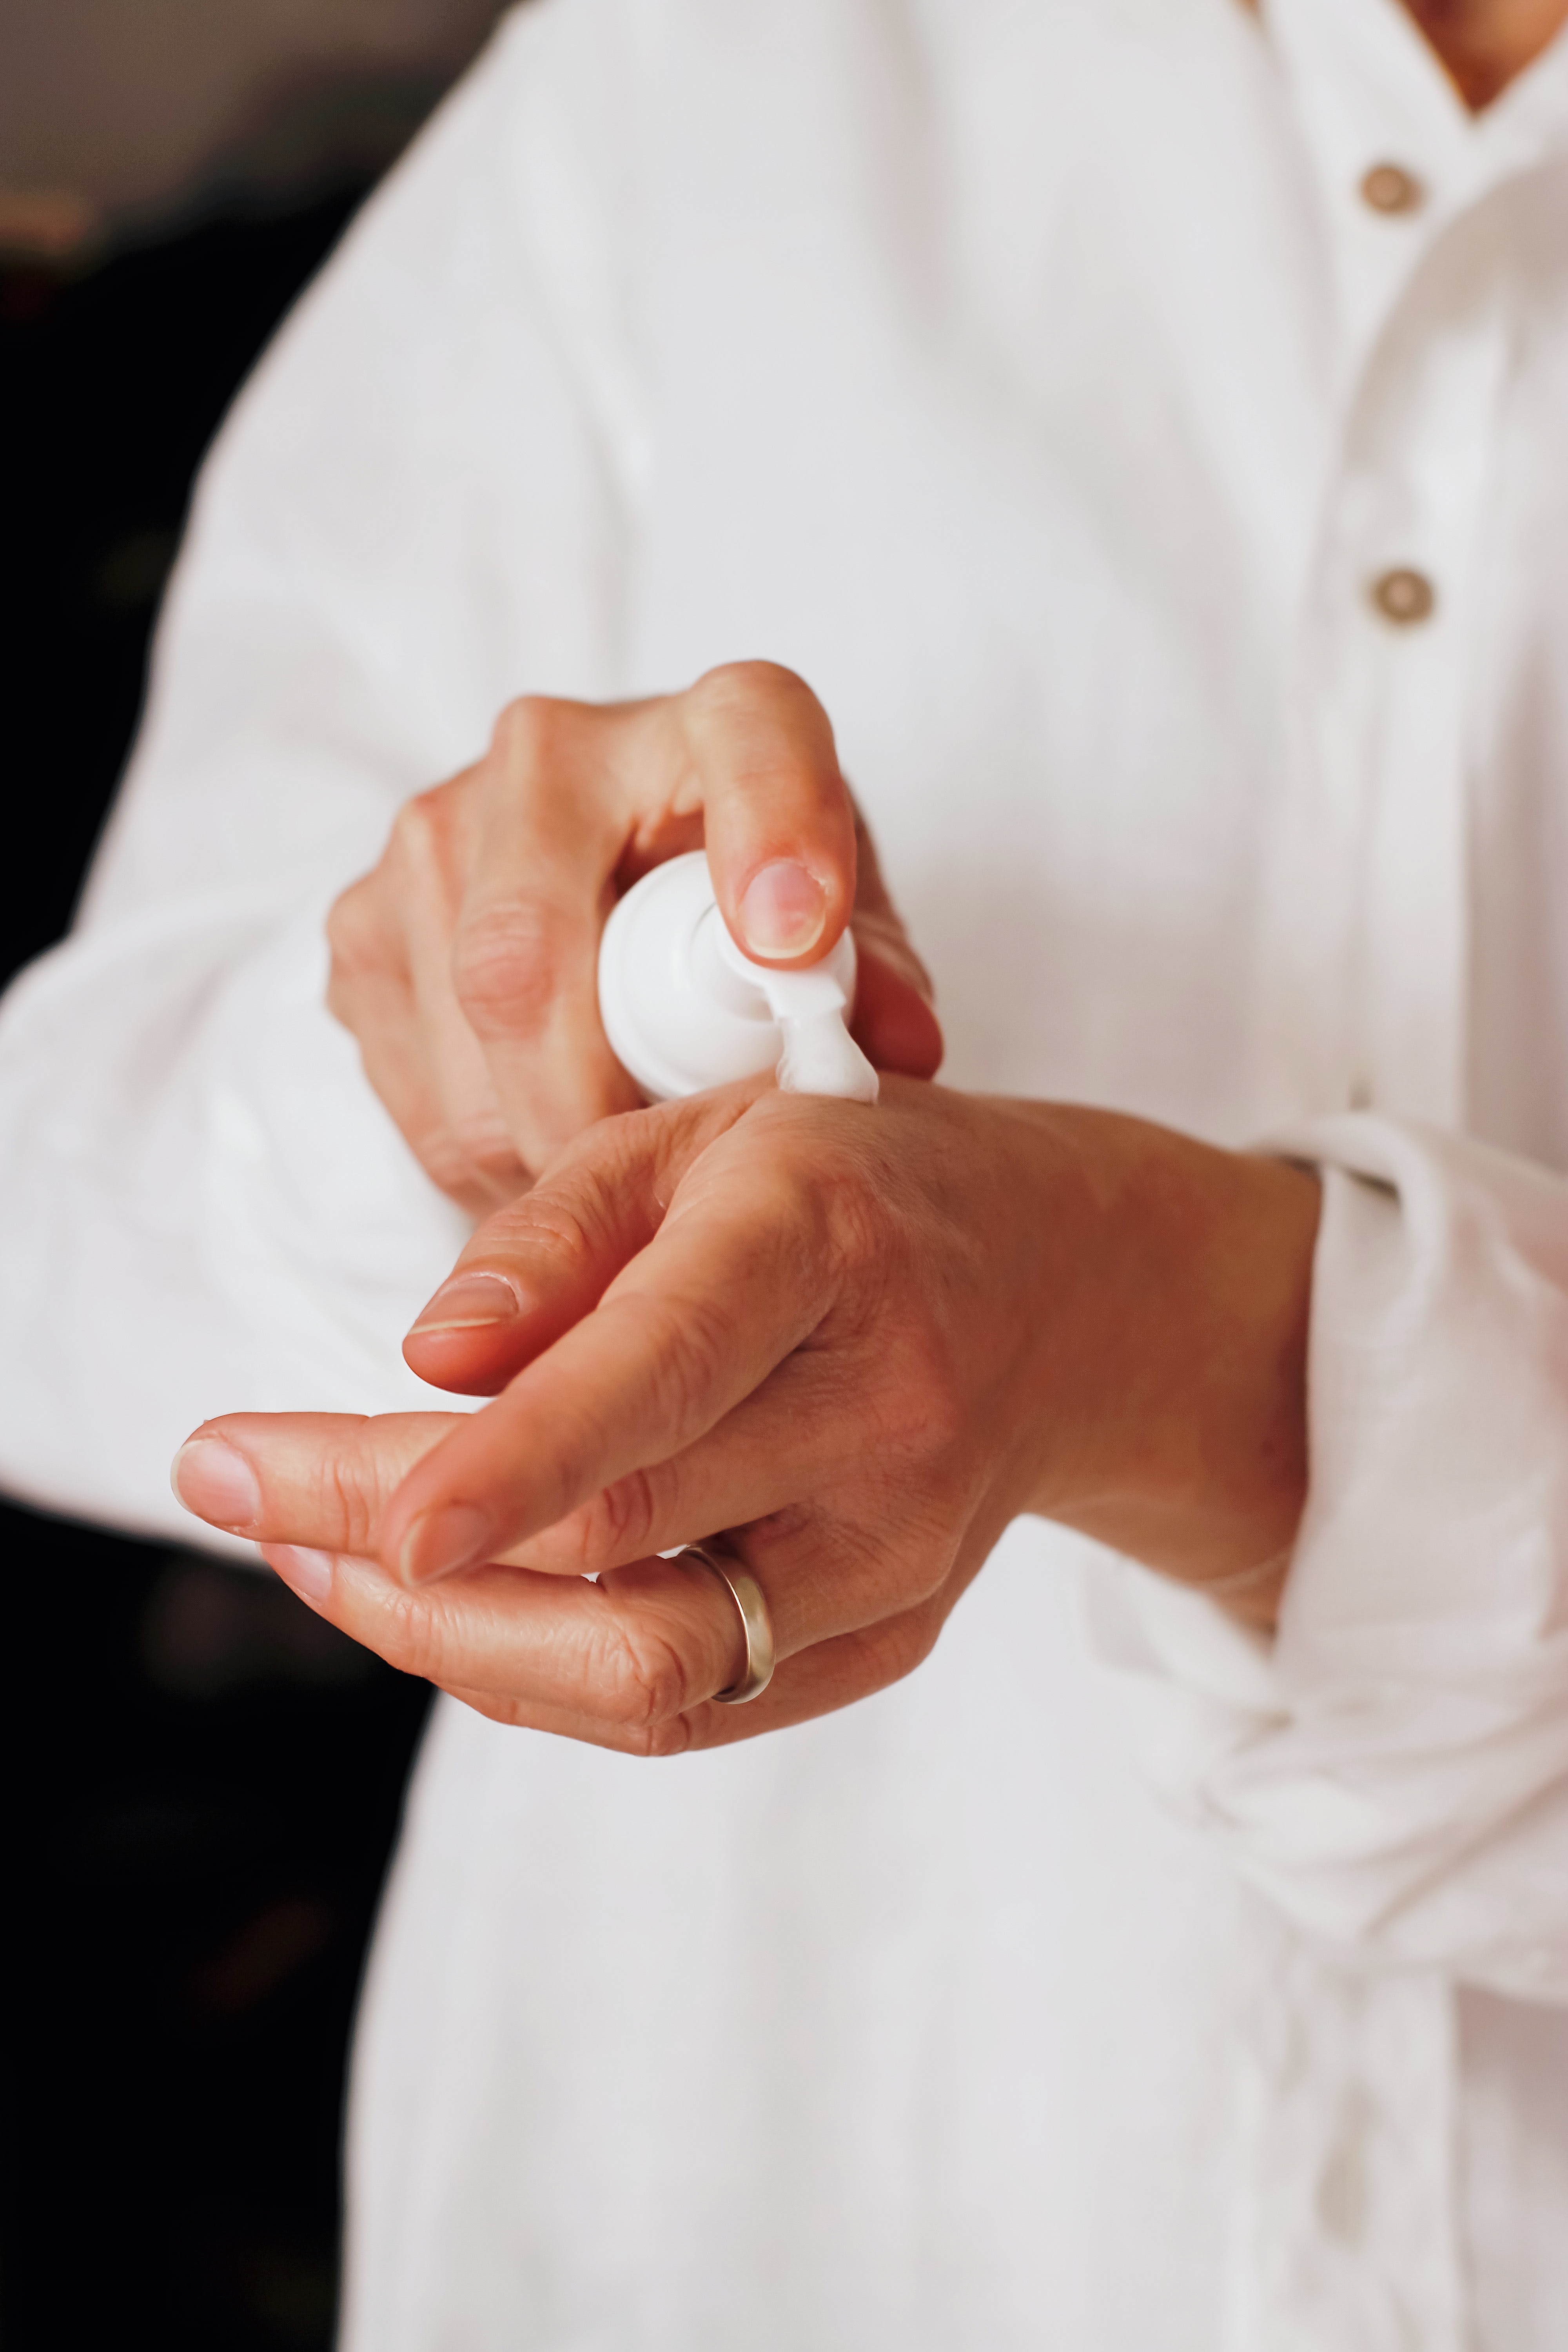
3 195 433 2350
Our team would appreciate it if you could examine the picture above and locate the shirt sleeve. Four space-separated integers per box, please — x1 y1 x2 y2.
1086 1113 1568 2000
0 0 641 1546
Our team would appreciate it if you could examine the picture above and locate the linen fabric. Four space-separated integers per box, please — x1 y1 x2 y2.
1 1 1565 2344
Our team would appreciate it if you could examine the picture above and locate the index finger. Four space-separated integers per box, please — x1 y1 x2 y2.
679 662 857 967
384 1131 836 1586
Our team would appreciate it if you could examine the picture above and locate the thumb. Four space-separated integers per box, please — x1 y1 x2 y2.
678 662 858 967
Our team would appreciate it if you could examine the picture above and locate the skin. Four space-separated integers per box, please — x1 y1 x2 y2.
1401 0 1568 106
1236 0 1568 109
174 1083 1318 1751
175 659 1320 1745
179 0 1568 1733
327 664 940 1214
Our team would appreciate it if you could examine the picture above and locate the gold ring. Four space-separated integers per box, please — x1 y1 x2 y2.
680 1543 776 1705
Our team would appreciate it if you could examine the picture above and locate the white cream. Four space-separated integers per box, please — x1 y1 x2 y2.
715 928 878 1103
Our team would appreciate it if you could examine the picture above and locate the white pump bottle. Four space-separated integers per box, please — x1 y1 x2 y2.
597 851 878 1105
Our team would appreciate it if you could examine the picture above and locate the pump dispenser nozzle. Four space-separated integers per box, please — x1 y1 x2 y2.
597 852 878 1105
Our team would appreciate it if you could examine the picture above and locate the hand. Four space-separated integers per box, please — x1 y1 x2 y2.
326 662 942 1212
172 1082 1321 1753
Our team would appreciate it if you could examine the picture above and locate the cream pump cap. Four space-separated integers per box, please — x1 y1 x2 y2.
597 852 878 1105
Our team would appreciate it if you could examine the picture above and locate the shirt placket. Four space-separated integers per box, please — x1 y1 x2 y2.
1267 0 1514 1130
1235 15 1542 2352
1321 222 1514 1127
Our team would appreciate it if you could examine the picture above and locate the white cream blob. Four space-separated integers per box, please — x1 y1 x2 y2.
598 852 878 1105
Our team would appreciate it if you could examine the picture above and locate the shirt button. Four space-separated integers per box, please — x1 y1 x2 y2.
1370 567 1436 625
1360 162 1425 215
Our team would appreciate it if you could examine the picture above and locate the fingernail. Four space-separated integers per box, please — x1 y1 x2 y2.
400 1502 492 1586
171 1438 262 1531
270 1546 334 1605
406 1272 521 1339
737 861 828 960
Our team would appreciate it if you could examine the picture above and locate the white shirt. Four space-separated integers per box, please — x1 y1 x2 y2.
2 2 1566 2344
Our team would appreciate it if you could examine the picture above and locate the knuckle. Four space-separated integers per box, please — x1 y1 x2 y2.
866 1384 968 1509
893 1343 968 1464
386 1588 463 1687
318 1447 383 1558
526 1172 610 1254
510 1173 618 1279
883 1601 944 1682
595 1618 693 1734
616 1713 695 1760
444 1105 529 1189
325 878 383 976
844 1594 946 1700
388 784 448 863
898 1530 960 1610
323 966 354 1030
575 1467 661 1569
490 693 575 771
818 1156 888 1277
409 1122 487 1204
450 894 564 1036
687 657 808 718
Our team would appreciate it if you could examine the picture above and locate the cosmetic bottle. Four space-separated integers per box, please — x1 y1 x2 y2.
597 851 877 1103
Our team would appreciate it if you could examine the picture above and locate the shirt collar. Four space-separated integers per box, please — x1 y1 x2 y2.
1265 0 1568 209
1260 0 1568 379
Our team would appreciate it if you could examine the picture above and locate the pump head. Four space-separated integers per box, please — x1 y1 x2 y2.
597 852 878 1105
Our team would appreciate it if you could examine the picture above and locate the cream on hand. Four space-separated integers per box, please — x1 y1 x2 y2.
597 851 878 1104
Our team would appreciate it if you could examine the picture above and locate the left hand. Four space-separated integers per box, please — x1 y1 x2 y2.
171 1081 1320 1753
323 665 942 1213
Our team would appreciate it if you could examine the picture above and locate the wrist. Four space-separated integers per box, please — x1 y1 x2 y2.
1014 1107 1319 1626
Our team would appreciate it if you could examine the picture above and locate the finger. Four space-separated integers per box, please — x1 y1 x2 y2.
499 1372 832 1577
383 1120 838 1584
167 1105 770 1559
260 1546 748 1753
498 1364 962 1635
685 1595 950 1746
850 941 944 1080
328 943 474 1200
391 791 536 1204
680 662 858 967
846 802 933 994
328 793 530 1212
172 1413 464 1551
452 698 644 1171
401 1084 760 1397
262 1539 953 1756
663 1500 1000 1751
173 1359 846 1624
442 1598 951 1750
844 803 944 1078
166 1085 780 1573
173 1368 930 1668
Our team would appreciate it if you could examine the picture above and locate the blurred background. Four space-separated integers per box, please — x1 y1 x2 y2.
2 6 510 2342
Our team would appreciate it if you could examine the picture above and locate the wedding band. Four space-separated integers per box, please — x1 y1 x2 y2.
680 1543 776 1705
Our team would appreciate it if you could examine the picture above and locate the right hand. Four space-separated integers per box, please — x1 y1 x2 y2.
327 661 943 1213
170 1076 1318 1753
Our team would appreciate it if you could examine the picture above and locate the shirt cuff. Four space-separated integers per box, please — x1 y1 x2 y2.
1085 1113 1568 1998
